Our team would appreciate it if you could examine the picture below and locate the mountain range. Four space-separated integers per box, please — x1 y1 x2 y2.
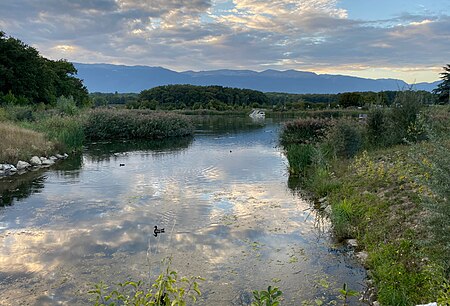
74 63 440 94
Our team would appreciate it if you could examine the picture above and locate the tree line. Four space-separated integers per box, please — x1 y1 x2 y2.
0 31 89 106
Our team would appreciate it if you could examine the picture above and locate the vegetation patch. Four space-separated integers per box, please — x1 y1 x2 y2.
280 92 450 305
84 109 194 141
0 122 55 163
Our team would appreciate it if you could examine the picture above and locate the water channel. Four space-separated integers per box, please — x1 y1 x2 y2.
0 116 366 305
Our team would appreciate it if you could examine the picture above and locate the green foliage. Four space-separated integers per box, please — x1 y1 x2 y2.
330 198 359 239
388 90 427 145
83 109 194 141
338 92 363 108
325 119 363 158
251 286 283 306
366 108 387 146
280 118 330 146
36 115 85 152
433 64 450 104
438 281 450 305
0 31 89 105
285 144 315 176
338 283 359 306
135 84 269 110
56 95 79 116
89 258 204 306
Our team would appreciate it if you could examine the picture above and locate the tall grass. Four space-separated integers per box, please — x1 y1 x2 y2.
84 109 194 141
35 116 85 152
0 122 55 163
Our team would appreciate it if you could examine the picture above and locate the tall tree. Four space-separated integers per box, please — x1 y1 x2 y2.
433 64 450 104
0 31 89 105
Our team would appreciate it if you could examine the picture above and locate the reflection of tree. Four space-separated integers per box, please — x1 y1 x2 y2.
192 115 265 135
84 137 193 162
0 156 82 207
0 171 46 206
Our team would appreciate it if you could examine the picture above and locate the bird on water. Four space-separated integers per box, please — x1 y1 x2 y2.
153 225 165 237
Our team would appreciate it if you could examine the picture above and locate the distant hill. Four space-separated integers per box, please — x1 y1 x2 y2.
74 63 440 94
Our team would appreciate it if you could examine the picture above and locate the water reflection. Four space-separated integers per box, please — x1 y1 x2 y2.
0 117 365 305
84 137 193 162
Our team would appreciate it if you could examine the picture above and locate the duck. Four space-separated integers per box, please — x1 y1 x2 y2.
153 225 165 237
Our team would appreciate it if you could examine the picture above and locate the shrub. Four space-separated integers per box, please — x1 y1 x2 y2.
89 258 204 305
325 119 363 159
387 90 426 145
56 95 79 116
367 108 387 147
280 118 330 146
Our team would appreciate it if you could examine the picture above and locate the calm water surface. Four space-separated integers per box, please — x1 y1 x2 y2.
0 116 365 305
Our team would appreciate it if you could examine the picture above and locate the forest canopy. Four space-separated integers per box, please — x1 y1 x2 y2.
0 31 89 106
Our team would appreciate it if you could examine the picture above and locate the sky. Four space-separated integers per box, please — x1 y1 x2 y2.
1 0 449 83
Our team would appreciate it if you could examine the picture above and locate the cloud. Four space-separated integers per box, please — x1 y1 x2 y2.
0 0 448 81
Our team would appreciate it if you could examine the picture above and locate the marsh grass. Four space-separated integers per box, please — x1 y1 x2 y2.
35 115 85 152
0 122 55 163
84 109 194 141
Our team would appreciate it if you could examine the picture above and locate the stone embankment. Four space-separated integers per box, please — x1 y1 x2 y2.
0 153 68 177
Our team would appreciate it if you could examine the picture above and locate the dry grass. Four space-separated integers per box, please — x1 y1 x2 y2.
0 122 55 164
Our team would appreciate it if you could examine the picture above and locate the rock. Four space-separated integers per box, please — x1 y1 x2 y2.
346 239 358 248
49 156 58 161
9 165 17 172
318 196 327 203
41 158 55 166
416 303 437 306
63 153 69 158
16 161 31 170
356 251 369 264
30 156 42 166
0 170 4 176
39 157 46 162
372 301 380 306
55 154 65 159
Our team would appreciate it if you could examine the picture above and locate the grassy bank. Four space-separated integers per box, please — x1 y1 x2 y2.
281 99 450 305
0 122 56 163
0 106 194 164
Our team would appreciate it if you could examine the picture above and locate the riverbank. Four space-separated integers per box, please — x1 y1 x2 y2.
0 107 194 165
281 102 450 305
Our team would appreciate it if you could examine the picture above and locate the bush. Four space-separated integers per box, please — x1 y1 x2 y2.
367 108 387 147
280 118 330 146
388 90 426 145
325 119 363 159
56 95 79 116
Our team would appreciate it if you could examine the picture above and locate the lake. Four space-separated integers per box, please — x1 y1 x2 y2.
0 116 365 305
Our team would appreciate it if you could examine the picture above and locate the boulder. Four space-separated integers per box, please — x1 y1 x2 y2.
55 154 65 159
63 153 69 158
41 158 55 166
16 161 31 170
30 156 42 166
8 165 17 172
49 156 58 161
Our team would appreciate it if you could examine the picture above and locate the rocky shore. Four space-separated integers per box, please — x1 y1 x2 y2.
0 153 69 177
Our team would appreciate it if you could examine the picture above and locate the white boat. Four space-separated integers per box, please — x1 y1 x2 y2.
249 109 265 118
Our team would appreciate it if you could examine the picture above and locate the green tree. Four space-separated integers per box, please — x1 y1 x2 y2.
433 64 450 104
0 31 89 105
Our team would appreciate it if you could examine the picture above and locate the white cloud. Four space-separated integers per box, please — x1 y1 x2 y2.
0 0 448 81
